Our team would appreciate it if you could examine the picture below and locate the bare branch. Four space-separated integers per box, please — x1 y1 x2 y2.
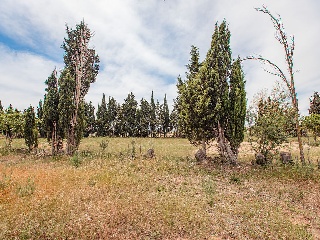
243 56 291 91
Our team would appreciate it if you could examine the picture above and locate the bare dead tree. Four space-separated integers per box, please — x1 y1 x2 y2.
246 5 305 164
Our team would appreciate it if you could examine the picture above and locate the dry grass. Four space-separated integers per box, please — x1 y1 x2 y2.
0 137 320 239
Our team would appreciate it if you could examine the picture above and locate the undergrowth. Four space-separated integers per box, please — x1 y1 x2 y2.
0 137 319 239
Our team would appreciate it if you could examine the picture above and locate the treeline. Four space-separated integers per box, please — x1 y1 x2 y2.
38 90 177 139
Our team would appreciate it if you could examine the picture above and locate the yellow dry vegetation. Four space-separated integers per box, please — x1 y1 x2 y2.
0 137 319 239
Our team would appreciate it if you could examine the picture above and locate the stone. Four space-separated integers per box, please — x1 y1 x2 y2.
195 149 206 162
144 148 155 159
280 151 293 165
255 152 267 165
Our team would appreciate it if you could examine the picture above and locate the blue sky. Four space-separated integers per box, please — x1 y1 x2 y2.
0 0 319 115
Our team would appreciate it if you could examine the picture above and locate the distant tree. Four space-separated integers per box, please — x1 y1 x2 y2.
150 91 157 137
106 97 118 137
62 20 99 155
155 100 162 137
115 104 124 137
36 100 46 138
0 105 24 148
160 94 170 137
303 114 320 143
247 6 305 164
0 100 3 112
309 92 320 115
121 92 138 137
84 101 95 137
139 98 151 137
169 102 179 137
43 69 60 155
96 93 108 136
304 92 320 143
24 106 38 151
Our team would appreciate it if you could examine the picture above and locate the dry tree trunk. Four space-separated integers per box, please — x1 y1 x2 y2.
51 121 57 155
245 6 305 164
67 33 84 156
217 122 237 165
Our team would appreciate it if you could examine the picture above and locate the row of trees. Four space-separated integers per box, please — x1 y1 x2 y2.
37 90 175 140
0 104 38 151
95 91 173 138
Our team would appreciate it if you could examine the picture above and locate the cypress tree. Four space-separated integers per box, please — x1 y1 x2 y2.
96 93 108 136
37 100 46 138
43 69 60 155
177 45 210 152
58 68 74 142
106 97 118 137
24 106 38 151
177 21 246 164
139 98 151 137
226 57 246 157
161 94 170 137
150 91 157 137
309 92 320 114
122 92 138 137
62 20 99 155
84 101 95 137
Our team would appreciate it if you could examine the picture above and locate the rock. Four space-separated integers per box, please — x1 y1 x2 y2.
255 152 267 165
280 151 293 165
195 149 206 162
144 149 155 159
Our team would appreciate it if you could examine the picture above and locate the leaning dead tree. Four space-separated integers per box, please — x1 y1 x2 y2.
246 6 305 164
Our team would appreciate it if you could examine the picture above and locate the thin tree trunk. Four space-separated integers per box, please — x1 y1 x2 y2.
217 122 237 165
291 81 305 164
52 121 57 155
201 139 206 156
67 41 83 155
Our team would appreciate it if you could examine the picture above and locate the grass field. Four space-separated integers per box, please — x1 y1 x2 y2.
0 137 320 239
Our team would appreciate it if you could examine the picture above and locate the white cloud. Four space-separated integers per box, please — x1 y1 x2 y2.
0 0 319 115
0 44 60 109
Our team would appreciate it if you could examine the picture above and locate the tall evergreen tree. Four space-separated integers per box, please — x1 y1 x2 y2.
58 68 74 141
24 106 38 151
96 93 108 136
84 101 95 137
155 100 162 137
177 45 209 151
37 100 46 138
121 92 138 137
43 69 60 155
139 98 151 137
309 92 320 114
115 104 124 137
150 91 157 137
161 94 170 137
106 97 118 137
169 101 179 137
62 20 99 155
177 21 246 164
0 100 3 112
226 57 247 157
